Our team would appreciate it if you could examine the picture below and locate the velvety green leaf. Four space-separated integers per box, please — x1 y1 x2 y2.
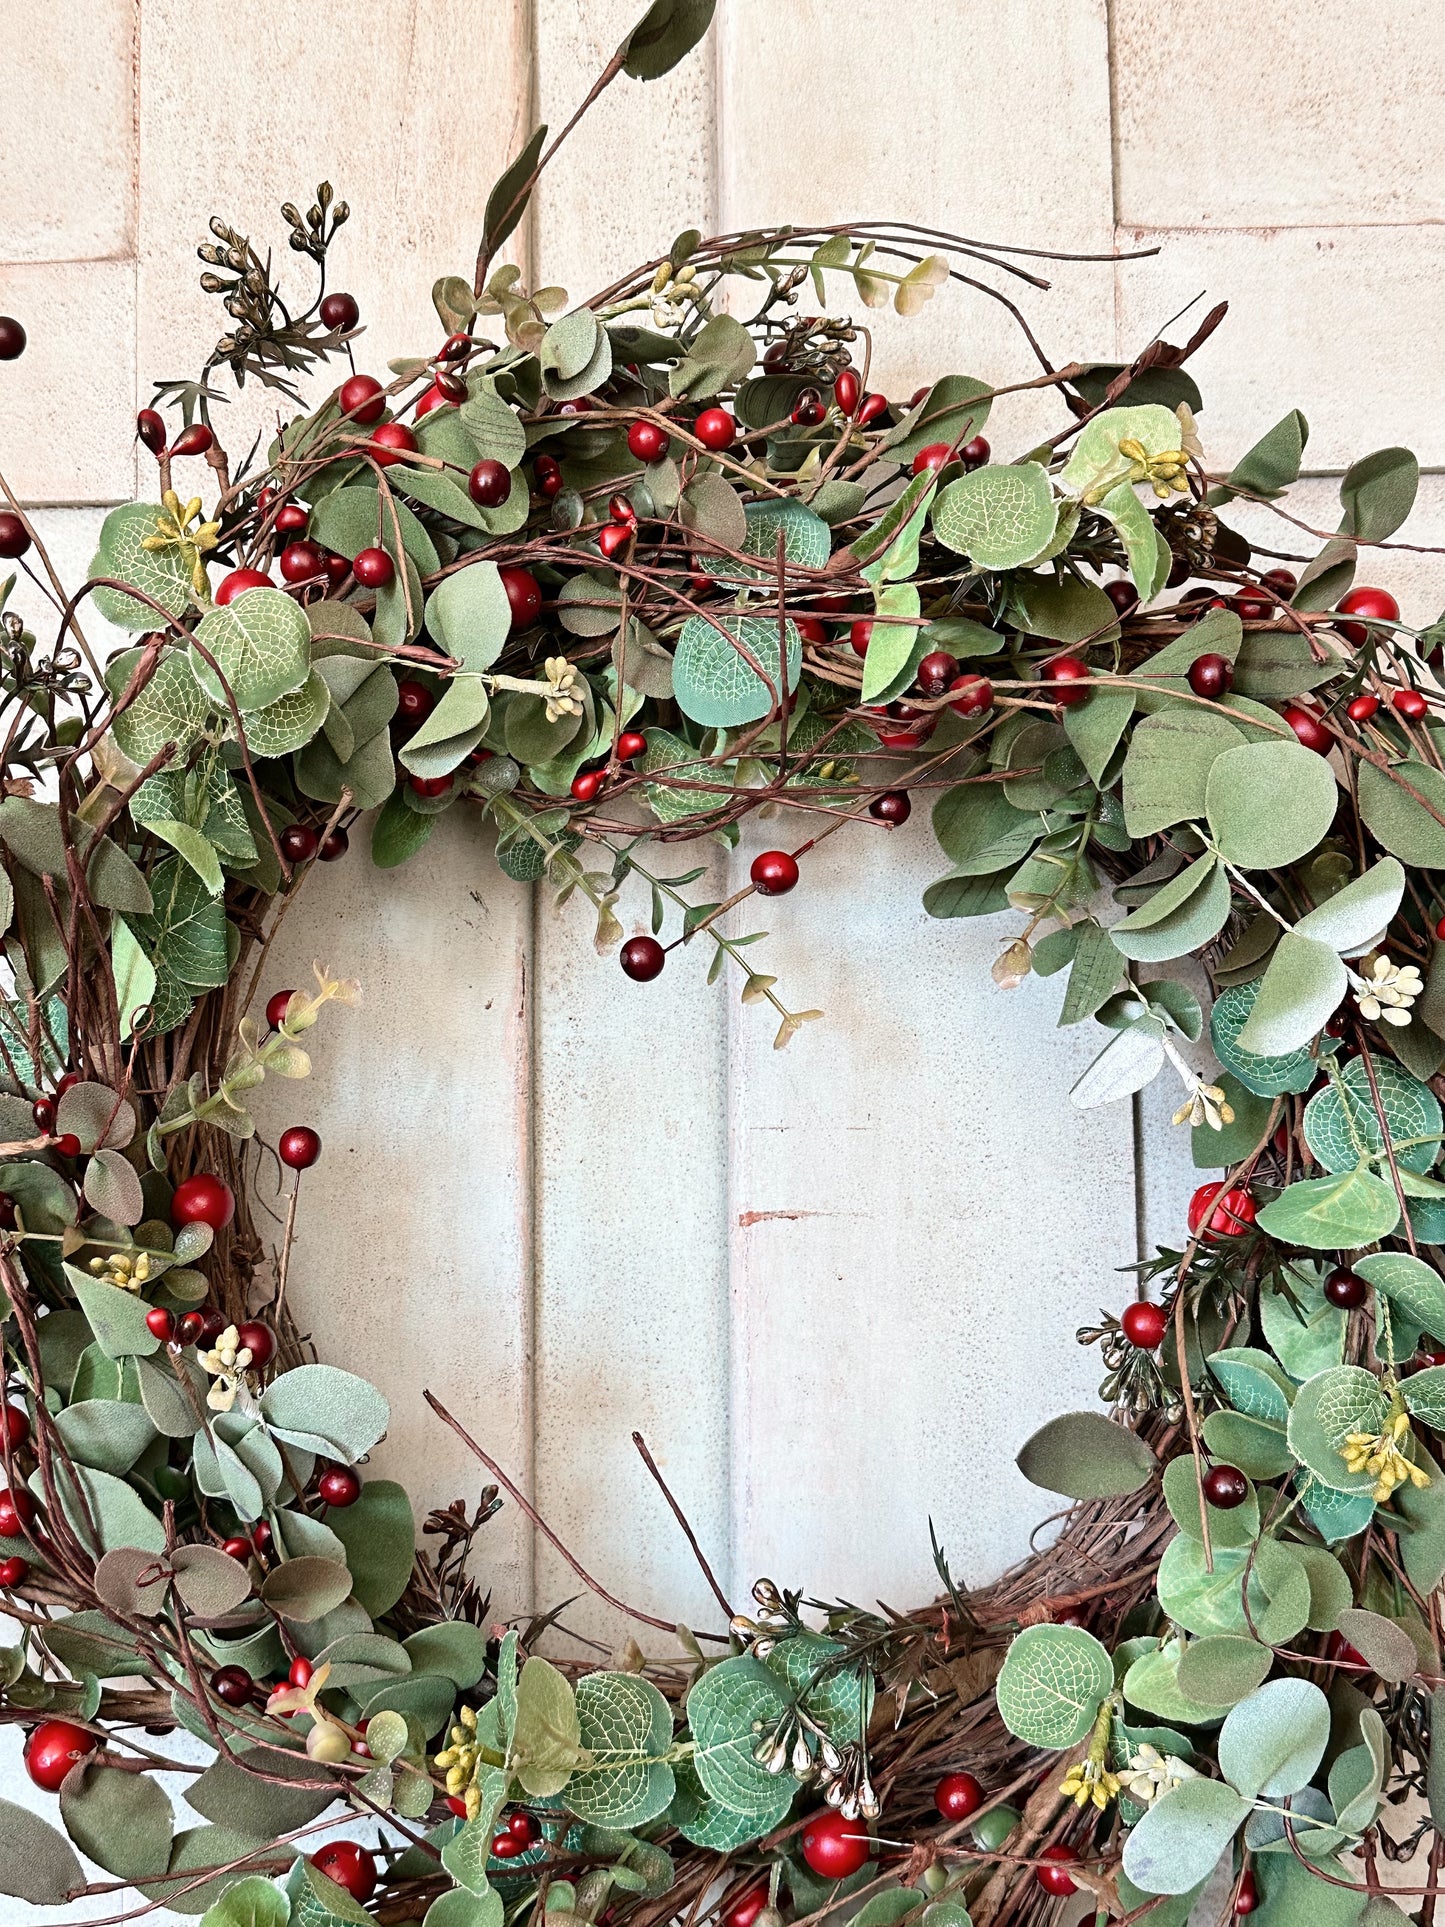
0 1793 86 1902
1234 934 1346 1057
1256 1167 1401 1250
1122 706 1245 836
1294 857 1404 953
1015 1411 1155 1498
480 123 546 261
1357 757 1445 867
886 375 992 465
61 1761 173 1878
399 675 490 778
1340 446 1419 542
510 1653 582 1796
426 563 513 674
199 1873 291 1927
1122 1776 1249 1896
1173 1635 1272 1708
67 1264 162 1358
260 1363 389 1462
1218 1676 1331 1798
1206 739 1338 868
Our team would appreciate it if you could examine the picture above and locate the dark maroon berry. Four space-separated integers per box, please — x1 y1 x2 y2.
1202 1464 1249 1509
320 292 360 332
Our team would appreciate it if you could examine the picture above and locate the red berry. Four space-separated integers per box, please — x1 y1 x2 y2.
318 1465 361 1508
725 1885 770 1927
145 1307 176 1343
1232 588 1273 622
415 384 450 419
1394 687 1429 719
352 546 394 589
598 523 632 561
1202 1463 1249 1509
917 651 960 697
1235 1870 1258 1915
1337 585 1400 645
32 1098 54 1133
694 408 736 452
0 512 31 561
177 1312 206 1345
171 1174 236 1231
1121 1301 1169 1350
468 459 511 507
856 393 890 427
507 1810 541 1845
319 827 349 862
274 503 309 535
323 550 351 587
557 398 594 416
396 680 434 726
0 1486 36 1536
1347 694 1380 722
616 731 647 763
960 436 990 470
310 1842 377 1905
1325 1267 1368 1309
491 1832 525 1860
1328 1632 1369 1670
833 369 861 416
621 936 666 982
264 991 295 1033
911 442 952 476
1282 705 1331 753
535 454 564 498
339 373 386 425
751 850 800 896
801 1809 872 1878
934 1771 984 1821
280 823 319 864
221 1536 251 1561
948 674 993 717
24 1719 97 1792
1188 653 1233 699
252 1521 273 1553
289 1655 315 1688
500 567 542 628
279 541 324 585
237 1321 275 1368
170 423 215 458
439 331 471 361
197 1311 227 1345
571 770 604 802
136 409 167 455
608 494 638 527
1187 1182 1256 1239
446 1796 469 1818
1046 656 1091 707
211 1664 253 1707
1105 579 1139 614
409 774 453 800
0 1555 28 1587
0 317 27 360
4 1404 28 1450
320 292 359 332
628 420 669 462
795 617 827 646
1262 568 1297 594
368 421 416 467
1036 1845 1079 1897
849 619 873 657
869 791 912 825
216 568 273 604
54 1133 81 1159
791 388 826 427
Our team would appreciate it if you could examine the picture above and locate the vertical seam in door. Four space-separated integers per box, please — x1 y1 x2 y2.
1130 1089 1147 1268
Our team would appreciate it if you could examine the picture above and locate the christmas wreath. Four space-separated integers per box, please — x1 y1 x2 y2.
3 7 1445 1926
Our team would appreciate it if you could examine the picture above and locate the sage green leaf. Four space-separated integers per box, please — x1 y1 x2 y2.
55 1397 157 1473
67 1265 162 1357
504 692 582 765
995 1624 1113 1749
1059 920 1127 1024
1122 707 1245 836
542 308 611 402
114 917 159 1042
1234 934 1346 1057
199 1873 290 1927
399 675 490 778
1340 446 1419 543
1206 739 1338 868
1260 1269 1346 1381
1110 856 1230 963
295 724 396 811
1061 403 1181 493
147 819 224 896
426 1891 504 1927
61 1761 173 1879
425 562 513 674
931 785 1038 874
886 376 992 466
1286 1366 1388 1492
1357 758 1445 866
242 670 330 758
362 1671 459 1736
1156 1535 1310 1645
171 1543 254 1617
667 1755 788 1849
372 791 436 869
668 311 751 400
680 470 747 549
1211 978 1318 1097
1122 1638 1227 1726
1215 410 1309 502
1218 1676 1331 1799
135 856 230 990
921 871 1012 919
289 1859 376 1927
191 589 310 713
1294 857 1405 953
1069 1015 1165 1107
479 122 546 263
1192 1071 1272 1166
1100 480 1171 598
685 1654 796 1811
260 1556 353 1623
460 381 526 469
673 613 800 727
84 1146 146 1225
1328 1710 1389 1838
402 1621 487 1688
1395 1439 1445 1591
108 648 211 764
1014 1411 1155 1499
1234 626 1338 699
0 1794 86 1903
1289 1544 1352 1632
1334 1608 1418 1683
510 1654 583 1796
1257 1167 1401 1250
566 1670 676 1828
860 583 922 703
1122 1776 1250 1896
91 503 196 631
56 1080 134 1153
932 463 1056 569
42 1460 165 1554
260 1363 389 1463
1305 1060 1441 1177
1013 575 1119 645
1063 685 1134 785
1174 1635 1272 1708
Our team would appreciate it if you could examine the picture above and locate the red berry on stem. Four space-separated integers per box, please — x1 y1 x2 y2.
834 368 861 415
415 384 449 418
310 1843 377 1906
856 393 890 427
508 1810 541 1845
1188 653 1234 699
339 373 386 425
265 990 295 1030
911 442 952 476
694 408 736 451
145 1307 176 1344
469 459 511 507
216 568 273 604
960 436 990 470
446 1795 469 1819
0 1486 37 1536
1235 1870 1258 1916
724 1885 769 1927
289 1655 314 1688
1203 1464 1249 1509
616 731 647 763
279 541 323 585
221 1536 251 1561
1104 580 1138 615
1282 705 1331 753
368 421 416 467
535 454 563 498
1036 1845 1079 1897
177 1312 206 1345
1187 1181 1256 1239
1121 1301 1169 1350
608 494 638 527
917 650 960 697
318 1464 362 1508
1232 587 1272 622
24 1719 97 1792
1046 655 1091 707
1325 1267 1369 1309
409 774 453 800
849 618 873 657
4 1403 29 1450
136 409 167 455
396 680 434 725
491 1832 525 1860
935 1771 984 1821
32 1098 54 1133
0 1555 28 1587
948 674 993 717
870 791 911 825
319 291 359 332
1337 585 1400 645
598 523 632 562
171 1174 236 1231
352 547 394 589
0 512 31 561
791 387 825 427
621 936 666 982
751 850 800 896
280 823 319 864
439 331 471 361
211 1664 253 1707
795 616 827 647
54 1133 81 1159
1348 694 1380 722
800 1809 872 1878
1394 687 1429 719
0 317 26 360
571 770 604 802
1262 567 1297 594
628 420 668 462
557 398 594 416
252 1520 273 1553
319 827 349 862
237 1321 275 1368
274 503 309 535
500 567 542 628
170 423 215 458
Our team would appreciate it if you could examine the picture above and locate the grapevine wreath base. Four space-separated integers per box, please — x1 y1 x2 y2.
5 7 1445 1926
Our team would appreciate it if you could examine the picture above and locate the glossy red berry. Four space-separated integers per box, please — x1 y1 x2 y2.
310 1842 377 1905
216 568 273 604
1232 587 1273 622
446 1795 469 1818
960 436 990 470
319 291 359 332
1203 1464 1249 1509
24 1719 97 1792
911 442 952 476
571 770 604 802
491 1831 525 1860
289 1655 315 1688
795 616 827 647
237 1321 275 1370
616 731 647 763
221 1536 251 1561
1188 1182 1256 1239
1036 1845 1079 1896
274 503 309 536
368 421 416 467
339 373 386 425
1337 585 1400 644
557 398 594 417
801 1809 872 1878
849 619 873 657
916 650 960 697
280 823 319 864
468 459 511 507
856 393 890 427
439 331 472 361
1394 687 1429 720
869 791 911 825
1282 705 1331 753
415 384 449 418
1235 1870 1258 1915
934 1771 984 1821
145 1307 176 1344
0 317 26 360
628 420 668 462
1105 580 1139 615
4 1403 29 1450
177 1312 206 1345
1325 1267 1369 1309
791 388 826 427
948 674 993 717
507 1810 541 1845
1262 568 1298 595
535 454 564 498
409 774 453 800
265 991 296 1031
1121 1301 1169 1350
621 936 666 982
32 1098 54 1133
823 368 858 418
500 567 542 628
751 850 800 896
694 408 737 451
136 409 167 455
0 1485 37 1536
1046 656 1091 707
319 827 349 862
171 1174 236 1231
352 547 394 590
1328 1631 1369 1670
252 1520 273 1553
318 1464 362 1508
1347 694 1380 722
211 1664 253 1707
0 512 31 561
278 1124 322 1172
54 1133 81 1159
170 423 215 458
279 541 324 585
598 523 632 562
0 1555 28 1587
723 1885 769 1927
1188 653 1234 699
396 680 434 726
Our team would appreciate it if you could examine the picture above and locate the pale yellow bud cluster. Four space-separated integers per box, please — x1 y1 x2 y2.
542 657 585 723
1341 1407 1432 1502
1117 437 1190 500
90 1249 152 1293
435 1704 483 1820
